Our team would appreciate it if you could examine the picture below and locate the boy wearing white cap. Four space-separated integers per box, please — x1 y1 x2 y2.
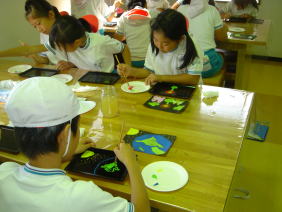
0 77 150 212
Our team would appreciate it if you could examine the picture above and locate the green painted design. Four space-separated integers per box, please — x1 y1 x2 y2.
136 137 164 148
171 85 178 91
139 147 145 151
148 102 160 107
151 147 166 155
101 161 120 172
173 105 185 111
81 150 95 158
164 98 175 104
127 128 139 135
152 174 158 179
175 100 184 105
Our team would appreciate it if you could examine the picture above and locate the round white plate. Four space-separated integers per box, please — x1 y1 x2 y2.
8 64 32 74
142 161 189 192
52 74 73 83
229 27 245 32
78 101 96 114
121 81 150 93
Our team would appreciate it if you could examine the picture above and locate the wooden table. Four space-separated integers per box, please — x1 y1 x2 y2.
0 59 254 212
218 20 271 89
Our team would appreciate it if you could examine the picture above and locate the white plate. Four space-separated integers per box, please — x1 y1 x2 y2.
121 81 150 93
78 101 96 114
141 161 189 192
229 27 245 32
52 74 73 83
8 64 32 74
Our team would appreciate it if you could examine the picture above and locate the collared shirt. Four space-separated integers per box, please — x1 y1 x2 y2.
0 162 134 212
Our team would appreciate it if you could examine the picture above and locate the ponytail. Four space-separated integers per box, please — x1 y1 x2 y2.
180 32 197 69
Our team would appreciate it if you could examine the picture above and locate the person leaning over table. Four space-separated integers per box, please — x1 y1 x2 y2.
0 15 131 73
0 77 150 212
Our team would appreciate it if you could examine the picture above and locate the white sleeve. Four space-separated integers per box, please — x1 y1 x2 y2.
144 44 155 72
67 181 134 212
187 0 208 18
102 35 124 54
116 14 125 35
187 35 203 75
212 7 223 30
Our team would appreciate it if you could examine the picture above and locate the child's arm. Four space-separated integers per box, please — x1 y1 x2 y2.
0 44 47 57
121 44 131 65
114 143 150 212
172 0 208 18
117 64 150 78
215 23 228 41
19 41 49 64
145 73 200 85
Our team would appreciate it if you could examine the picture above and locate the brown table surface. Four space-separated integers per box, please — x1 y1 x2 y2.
0 59 254 212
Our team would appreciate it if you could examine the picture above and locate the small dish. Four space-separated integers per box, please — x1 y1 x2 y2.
229 27 246 32
8 64 32 74
78 101 96 114
121 81 150 93
52 74 73 83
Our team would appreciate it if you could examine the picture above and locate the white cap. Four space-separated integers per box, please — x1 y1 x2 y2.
5 77 80 127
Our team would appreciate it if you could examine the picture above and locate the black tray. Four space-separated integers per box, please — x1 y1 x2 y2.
65 147 127 181
149 82 195 99
19 67 58 78
224 17 248 23
78 72 120 85
0 125 20 154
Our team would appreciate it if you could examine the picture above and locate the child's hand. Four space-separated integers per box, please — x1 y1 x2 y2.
75 137 96 155
145 73 158 85
240 14 252 19
114 142 137 167
221 13 231 19
56 61 76 71
117 63 131 77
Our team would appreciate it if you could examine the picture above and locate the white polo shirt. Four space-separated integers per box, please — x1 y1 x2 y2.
117 7 151 61
44 32 124 73
178 5 223 51
144 36 203 75
0 162 134 212
146 0 170 11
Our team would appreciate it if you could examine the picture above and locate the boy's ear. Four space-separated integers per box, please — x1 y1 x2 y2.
57 124 71 152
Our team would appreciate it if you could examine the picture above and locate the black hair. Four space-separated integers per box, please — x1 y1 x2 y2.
127 0 147 10
78 18 92 32
15 116 80 160
233 0 259 9
150 9 197 69
49 15 86 51
208 0 216 6
25 0 60 19
182 0 191 4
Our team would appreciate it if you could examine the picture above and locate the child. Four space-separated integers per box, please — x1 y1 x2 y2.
220 0 259 19
178 1 227 77
114 0 152 68
0 15 128 73
0 77 150 212
117 9 203 85
71 0 123 29
146 0 170 12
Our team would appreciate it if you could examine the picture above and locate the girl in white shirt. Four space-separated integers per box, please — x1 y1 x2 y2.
117 9 203 85
0 16 127 73
220 0 259 19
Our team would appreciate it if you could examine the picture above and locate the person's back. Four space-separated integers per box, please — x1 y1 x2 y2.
117 6 151 67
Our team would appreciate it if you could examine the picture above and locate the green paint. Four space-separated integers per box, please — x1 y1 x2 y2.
171 86 178 91
101 161 120 172
148 102 160 107
138 147 145 151
136 137 164 148
127 128 139 135
151 147 166 155
81 150 95 158
175 100 184 105
173 105 185 111
152 174 158 179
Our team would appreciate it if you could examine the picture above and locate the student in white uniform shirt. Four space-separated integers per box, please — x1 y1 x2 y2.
0 77 150 212
114 0 153 68
117 9 203 85
71 0 123 29
178 1 228 77
146 0 170 11
0 15 129 73
220 0 259 19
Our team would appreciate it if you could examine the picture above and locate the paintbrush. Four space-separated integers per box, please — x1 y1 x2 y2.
114 120 125 163
114 55 133 90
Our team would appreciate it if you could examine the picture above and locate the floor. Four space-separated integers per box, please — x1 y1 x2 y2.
224 57 282 212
